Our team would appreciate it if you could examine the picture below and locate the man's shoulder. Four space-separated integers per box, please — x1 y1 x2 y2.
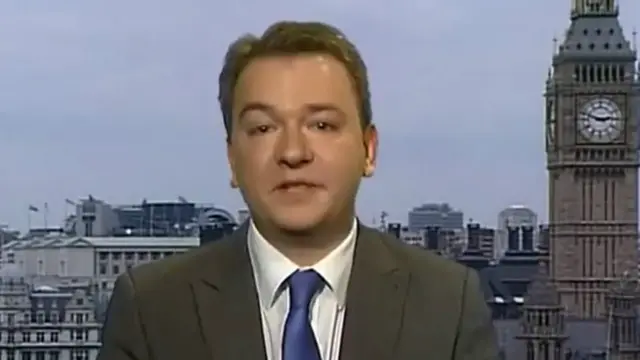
124 236 237 294
372 228 471 284
368 229 480 310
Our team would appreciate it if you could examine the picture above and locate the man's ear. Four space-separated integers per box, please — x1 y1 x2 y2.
362 125 378 178
227 141 239 188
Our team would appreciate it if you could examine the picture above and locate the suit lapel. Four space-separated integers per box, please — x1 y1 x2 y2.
190 223 267 360
339 225 410 360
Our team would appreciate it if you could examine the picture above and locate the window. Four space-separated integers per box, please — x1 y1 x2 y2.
50 311 58 324
7 331 15 343
48 351 59 360
35 352 45 360
36 332 44 342
22 331 30 342
507 227 519 251
526 342 534 360
74 329 84 341
84 222 93 236
36 312 44 324
540 342 549 357
82 202 96 213
555 343 562 359
112 265 120 275
20 351 31 360
618 65 625 80
51 332 59 342
72 350 89 360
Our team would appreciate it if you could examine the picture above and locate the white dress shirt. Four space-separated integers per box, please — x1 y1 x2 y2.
248 219 357 360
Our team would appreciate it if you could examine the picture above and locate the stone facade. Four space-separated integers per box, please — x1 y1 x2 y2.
546 0 640 320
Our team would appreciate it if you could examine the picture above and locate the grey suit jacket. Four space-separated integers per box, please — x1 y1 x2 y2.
97 223 499 360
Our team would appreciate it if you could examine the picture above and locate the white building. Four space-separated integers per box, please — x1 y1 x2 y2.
73 199 119 238
407 203 464 232
0 265 101 360
0 236 199 298
398 228 425 248
495 205 539 260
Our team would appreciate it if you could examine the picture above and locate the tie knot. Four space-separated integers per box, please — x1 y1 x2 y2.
287 270 324 310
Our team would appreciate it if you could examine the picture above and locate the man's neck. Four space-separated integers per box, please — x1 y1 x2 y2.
252 215 355 267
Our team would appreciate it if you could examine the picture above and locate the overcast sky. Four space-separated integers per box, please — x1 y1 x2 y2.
1 0 639 231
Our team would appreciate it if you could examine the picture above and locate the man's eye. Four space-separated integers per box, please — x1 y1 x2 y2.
248 125 273 135
311 121 337 131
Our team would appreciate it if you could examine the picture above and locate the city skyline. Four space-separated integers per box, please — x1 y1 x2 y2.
2 0 640 231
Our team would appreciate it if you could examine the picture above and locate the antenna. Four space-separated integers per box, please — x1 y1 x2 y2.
379 211 388 232
632 28 637 52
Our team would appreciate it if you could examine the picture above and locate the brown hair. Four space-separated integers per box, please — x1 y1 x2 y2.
218 21 372 137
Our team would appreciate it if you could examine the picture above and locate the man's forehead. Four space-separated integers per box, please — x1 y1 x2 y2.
237 55 351 92
232 54 358 115
246 53 342 71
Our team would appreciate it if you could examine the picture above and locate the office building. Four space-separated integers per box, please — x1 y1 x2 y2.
407 203 464 232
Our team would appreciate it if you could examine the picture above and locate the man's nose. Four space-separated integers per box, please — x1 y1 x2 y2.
275 127 313 168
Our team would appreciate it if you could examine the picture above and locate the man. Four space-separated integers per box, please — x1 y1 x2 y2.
98 21 499 360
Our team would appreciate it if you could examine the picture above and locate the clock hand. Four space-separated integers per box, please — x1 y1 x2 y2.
588 113 611 122
593 116 611 122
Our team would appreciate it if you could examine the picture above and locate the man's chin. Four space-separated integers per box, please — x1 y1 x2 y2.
269 212 325 234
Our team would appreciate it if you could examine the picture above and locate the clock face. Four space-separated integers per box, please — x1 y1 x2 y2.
546 99 556 148
577 98 622 143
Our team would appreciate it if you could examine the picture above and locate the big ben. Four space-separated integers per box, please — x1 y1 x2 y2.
546 0 640 320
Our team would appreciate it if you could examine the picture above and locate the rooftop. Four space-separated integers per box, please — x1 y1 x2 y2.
1 236 200 251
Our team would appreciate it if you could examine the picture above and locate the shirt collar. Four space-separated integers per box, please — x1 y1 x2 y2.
248 218 357 309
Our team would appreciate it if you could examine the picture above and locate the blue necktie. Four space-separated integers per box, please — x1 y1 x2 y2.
282 270 324 360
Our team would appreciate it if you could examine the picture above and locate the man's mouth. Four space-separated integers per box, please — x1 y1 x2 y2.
274 180 321 191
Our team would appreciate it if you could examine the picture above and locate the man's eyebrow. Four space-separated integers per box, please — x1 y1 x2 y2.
237 102 346 121
303 103 346 118
237 102 275 120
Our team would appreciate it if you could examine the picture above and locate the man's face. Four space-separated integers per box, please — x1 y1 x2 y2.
227 53 377 233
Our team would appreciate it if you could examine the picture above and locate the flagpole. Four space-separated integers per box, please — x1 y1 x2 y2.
27 205 39 231
43 203 49 229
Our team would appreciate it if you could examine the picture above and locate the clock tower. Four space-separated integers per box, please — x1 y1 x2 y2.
546 0 640 320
